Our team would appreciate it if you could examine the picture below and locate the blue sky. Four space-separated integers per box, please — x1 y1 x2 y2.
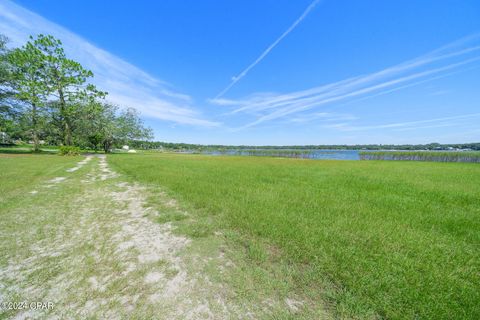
1 0 479 145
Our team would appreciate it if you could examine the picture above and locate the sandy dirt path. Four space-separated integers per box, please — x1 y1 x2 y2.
0 155 254 319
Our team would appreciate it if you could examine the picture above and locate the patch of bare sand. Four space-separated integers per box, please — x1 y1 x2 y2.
43 176 67 188
66 155 93 172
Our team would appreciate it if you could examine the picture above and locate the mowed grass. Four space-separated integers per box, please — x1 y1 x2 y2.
109 153 480 319
0 154 80 257
0 154 79 205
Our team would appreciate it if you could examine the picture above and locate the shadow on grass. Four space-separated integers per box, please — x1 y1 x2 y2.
0 147 58 154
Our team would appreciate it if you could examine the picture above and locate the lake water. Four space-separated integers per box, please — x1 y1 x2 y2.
200 149 360 160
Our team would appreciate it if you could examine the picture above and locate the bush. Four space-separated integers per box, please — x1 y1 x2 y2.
59 146 81 156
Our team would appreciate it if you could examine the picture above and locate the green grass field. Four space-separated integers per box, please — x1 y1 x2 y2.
109 153 480 319
1 152 330 318
0 154 79 203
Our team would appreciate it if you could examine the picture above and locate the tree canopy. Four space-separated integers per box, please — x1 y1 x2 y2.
0 34 152 152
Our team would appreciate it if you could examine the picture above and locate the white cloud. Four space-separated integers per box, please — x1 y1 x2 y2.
0 0 219 127
212 34 480 129
325 113 480 132
214 0 322 98
288 112 356 124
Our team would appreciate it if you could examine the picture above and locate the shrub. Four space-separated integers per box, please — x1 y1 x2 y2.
59 146 81 156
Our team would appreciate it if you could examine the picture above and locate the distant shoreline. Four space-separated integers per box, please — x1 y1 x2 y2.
125 141 480 152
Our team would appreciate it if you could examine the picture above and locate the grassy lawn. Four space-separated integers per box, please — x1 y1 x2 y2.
109 153 480 319
0 154 79 204
0 154 84 318
3 152 329 318
0 154 81 263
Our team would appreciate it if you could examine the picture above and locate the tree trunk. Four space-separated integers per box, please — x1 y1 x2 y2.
31 103 40 152
58 88 72 146
103 140 111 153
65 119 72 145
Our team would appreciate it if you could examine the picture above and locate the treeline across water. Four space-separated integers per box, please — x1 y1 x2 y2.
230 149 316 158
214 149 318 158
360 151 480 163
130 140 480 152
197 149 359 160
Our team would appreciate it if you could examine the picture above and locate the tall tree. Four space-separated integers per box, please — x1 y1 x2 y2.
0 34 15 141
7 37 49 151
73 99 112 151
4 34 152 151
115 107 153 146
0 34 11 100
32 34 105 146
75 102 152 153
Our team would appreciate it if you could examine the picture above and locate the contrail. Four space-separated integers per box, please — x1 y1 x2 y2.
214 0 322 99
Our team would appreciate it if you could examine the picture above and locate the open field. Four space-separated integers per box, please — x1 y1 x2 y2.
1 153 326 319
2 152 479 319
109 153 480 319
